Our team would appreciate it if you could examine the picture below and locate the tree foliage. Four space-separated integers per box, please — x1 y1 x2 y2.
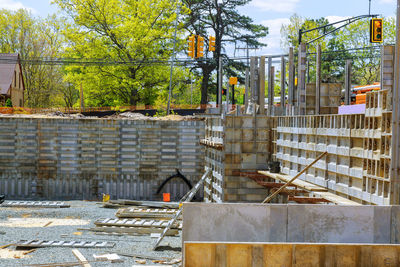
0 9 71 107
54 0 188 107
183 0 268 104
281 14 396 86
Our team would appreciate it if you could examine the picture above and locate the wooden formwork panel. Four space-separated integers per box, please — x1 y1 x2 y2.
184 242 400 267
203 114 273 203
276 98 392 205
0 117 205 201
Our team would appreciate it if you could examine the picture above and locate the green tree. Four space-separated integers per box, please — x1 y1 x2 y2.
183 0 268 105
54 0 187 107
0 9 68 107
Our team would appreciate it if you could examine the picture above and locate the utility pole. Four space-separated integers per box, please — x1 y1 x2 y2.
390 0 400 204
167 4 180 115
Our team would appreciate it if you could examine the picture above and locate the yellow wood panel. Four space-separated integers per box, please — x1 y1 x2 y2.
226 244 252 267
264 244 292 267
371 246 400 267
292 244 322 267
185 243 215 267
333 245 360 267
184 243 400 267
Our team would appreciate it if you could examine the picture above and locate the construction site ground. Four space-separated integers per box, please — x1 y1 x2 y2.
0 201 181 266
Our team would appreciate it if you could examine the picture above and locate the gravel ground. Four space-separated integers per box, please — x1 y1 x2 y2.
0 201 182 267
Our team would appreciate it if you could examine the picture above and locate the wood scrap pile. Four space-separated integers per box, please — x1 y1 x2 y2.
102 199 179 209
90 202 182 236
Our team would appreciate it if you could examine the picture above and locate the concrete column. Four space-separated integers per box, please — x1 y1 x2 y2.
250 57 259 103
297 43 307 115
259 56 266 114
345 60 352 106
244 68 250 111
315 45 321 115
268 64 275 116
390 0 400 204
288 47 295 115
381 45 395 111
280 56 286 115
218 57 223 113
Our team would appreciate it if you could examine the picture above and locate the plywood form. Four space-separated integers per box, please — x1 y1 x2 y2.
184 242 400 267
203 114 272 202
276 90 393 205
0 117 205 200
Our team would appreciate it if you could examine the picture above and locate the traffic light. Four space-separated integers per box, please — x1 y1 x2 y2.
222 88 226 95
370 18 383 43
188 35 195 58
209 36 216 52
197 35 204 58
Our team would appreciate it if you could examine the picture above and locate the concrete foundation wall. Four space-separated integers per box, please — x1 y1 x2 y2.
0 116 204 200
183 203 400 244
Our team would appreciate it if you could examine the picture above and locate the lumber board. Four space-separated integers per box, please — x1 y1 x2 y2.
84 226 179 236
184 242 400 267
108 200 179 209
0 201 70 208
15 240 115 248
116 208 177 219
258 170 361 205
72 249 91 267
258 171 328 192
94 218 182 229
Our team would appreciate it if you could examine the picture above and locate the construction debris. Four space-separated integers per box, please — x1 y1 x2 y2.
95 218 182 229
93 253 123 263
71 249 91 267
116 208 178 219
0 201 70 208
103 200 179 209
15 240 115 249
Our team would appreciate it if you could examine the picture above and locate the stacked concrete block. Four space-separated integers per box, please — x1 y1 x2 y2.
0 117 205 201
203 114 272 203
276 90 393 205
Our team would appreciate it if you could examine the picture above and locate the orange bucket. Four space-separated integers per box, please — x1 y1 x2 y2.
163 193 171 202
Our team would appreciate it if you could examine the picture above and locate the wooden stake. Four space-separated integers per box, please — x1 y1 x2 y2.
262 151 327 203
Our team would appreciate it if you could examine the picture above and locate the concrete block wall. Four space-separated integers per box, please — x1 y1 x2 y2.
203 114 272 203
183 203 400 244
0 116 204 200
275 90 393 205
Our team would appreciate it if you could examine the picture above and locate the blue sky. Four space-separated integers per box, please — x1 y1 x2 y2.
0 0 397 55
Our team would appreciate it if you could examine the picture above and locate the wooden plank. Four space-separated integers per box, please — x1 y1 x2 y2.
108 200 179 209
258 171 327 192
184 242 400 267
259 170 361 205
72 249 91 267
288 196 331 204
84 226 178 236
262 152 328 203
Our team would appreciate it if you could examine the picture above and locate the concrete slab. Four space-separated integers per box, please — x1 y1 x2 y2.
182 203 287 243
183 203 399 245
287 205 391 243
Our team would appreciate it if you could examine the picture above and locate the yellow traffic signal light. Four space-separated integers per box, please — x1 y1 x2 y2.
197 35 204 58
209 36 216 52
370 18 383 43
188 35 195 58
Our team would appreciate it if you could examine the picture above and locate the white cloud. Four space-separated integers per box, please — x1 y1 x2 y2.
379 0 395 3
250 0 300 13
259 18 290 54
0 0 36 12
325 16 350 24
